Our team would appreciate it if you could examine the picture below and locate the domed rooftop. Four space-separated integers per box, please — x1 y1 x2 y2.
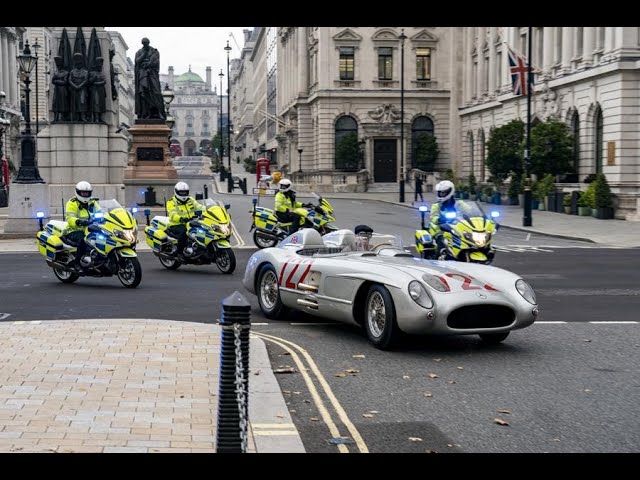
175 66 204 84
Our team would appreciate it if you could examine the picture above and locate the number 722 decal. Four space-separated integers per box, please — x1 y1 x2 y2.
437 273 500 292
279 258 314 289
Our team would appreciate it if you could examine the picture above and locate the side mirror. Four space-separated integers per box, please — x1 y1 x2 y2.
225 203 231 210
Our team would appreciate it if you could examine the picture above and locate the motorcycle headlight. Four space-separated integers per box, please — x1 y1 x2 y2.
219 224 230 235
408 281 434 309
472 232 490 247
516 279 537 305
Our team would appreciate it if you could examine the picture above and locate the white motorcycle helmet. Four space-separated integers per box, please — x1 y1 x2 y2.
279 178 292 193
435 180 455 203
75 181 93 204
174 182 190 202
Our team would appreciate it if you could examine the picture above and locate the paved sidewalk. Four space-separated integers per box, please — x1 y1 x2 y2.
0 319 304 453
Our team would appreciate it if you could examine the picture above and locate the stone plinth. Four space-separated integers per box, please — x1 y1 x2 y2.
4 183 50 233
123 122 177 181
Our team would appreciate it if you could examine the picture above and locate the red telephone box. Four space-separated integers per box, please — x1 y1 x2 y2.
256 157 271 185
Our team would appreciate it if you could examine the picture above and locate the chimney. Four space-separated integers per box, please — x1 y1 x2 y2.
206 66 212 91
168 66 174 88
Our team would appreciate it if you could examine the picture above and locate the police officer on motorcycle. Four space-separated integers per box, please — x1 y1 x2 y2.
430 180 470 257
65 181 102 267
166 182 205 257
274 179 303 234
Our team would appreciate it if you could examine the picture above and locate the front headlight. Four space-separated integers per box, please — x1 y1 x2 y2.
408 281 434 309
472 232 490 247
516 279 537 305
219 223 230 235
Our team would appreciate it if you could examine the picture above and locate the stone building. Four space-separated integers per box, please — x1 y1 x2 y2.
107 30 135 128
0 27 26 168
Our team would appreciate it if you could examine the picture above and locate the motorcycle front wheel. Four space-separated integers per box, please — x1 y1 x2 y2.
53 267 79 284
215 248 236 274
117 257 142 288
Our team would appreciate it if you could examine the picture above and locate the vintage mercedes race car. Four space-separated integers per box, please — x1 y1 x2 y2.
242 229 539 349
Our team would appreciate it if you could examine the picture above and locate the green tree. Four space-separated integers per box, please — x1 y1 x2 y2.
211 133 228 160
335 132 360 171
414 133 439 171
486 119 524 183
530 120 573 177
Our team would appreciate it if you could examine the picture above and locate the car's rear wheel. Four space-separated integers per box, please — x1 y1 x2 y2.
479 332 510 344
364 284 400 350
257 264 289 319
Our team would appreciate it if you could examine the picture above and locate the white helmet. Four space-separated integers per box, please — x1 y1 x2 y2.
174 182 190 202
75 181 92 204
279 178 292 193
435 180 455 203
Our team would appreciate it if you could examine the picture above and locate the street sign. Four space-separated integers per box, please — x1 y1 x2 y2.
252 187 276 195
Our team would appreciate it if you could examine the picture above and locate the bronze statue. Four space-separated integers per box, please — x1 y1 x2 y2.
52 56 70 122
134 37 166 120
89 57 107 123
69 52 89 122
109 48 118 101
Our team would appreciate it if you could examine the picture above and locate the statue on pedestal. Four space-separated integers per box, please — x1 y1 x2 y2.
69 53 89 122
52 56 70 122
134 38 166 120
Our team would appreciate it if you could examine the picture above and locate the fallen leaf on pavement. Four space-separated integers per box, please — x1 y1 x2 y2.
424 392 433 398
310 417 319 421
447 444 454 447
408 437 423 442
335 373 347 378
303 400 311 404
293 391 301 395
494 418 510 426
345 369 359 374
425 449 437 453
584 389 591 393
428 373 438 379
552 438 560 442
456 366 464 370
368 410 380 414
433 358 442 362
497 409 511 414
352 354 366 359
283 390 291 394
448 380 456 384
583 339 592 343
274 367 297 374
362 414 374 418
276 414 284 418
403 375 411 379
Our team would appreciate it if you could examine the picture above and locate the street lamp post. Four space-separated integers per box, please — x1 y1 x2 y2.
522 26 533 227
399 29 407 203
224 40 232 175
33 38 40 135
161 83 175 132
297 147 303 173
218 69 224 177
15 40 44 184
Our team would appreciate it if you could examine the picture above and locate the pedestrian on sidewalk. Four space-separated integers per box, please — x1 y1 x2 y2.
414 173 424 203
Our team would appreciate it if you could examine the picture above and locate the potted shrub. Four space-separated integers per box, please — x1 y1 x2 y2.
459 183 470 199
594 173 614 219
508 172 522 205
482 185 494 203
468 174 477 201
536 174 556 211
577 191 590 216
582 182 597 216
563 193 571 214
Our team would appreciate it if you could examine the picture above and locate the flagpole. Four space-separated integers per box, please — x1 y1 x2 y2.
522 26 533 227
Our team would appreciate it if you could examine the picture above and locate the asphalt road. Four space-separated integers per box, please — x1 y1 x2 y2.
1 247 639 452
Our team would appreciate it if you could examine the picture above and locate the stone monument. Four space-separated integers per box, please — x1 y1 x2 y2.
123 37 177 206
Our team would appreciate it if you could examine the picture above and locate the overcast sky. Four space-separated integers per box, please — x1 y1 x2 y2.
105 27 251 80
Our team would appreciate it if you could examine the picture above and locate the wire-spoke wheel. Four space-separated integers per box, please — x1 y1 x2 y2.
364 284 399 349
257 264 288 319
53 267 79 284
117 257 142 288
215 248 236 274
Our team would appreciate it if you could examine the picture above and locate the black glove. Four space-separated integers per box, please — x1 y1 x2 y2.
180 216 190 223
76 219 90 227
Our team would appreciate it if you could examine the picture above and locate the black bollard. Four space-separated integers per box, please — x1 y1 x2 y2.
216 291 251 453
144 209 151 226
204 184 209 199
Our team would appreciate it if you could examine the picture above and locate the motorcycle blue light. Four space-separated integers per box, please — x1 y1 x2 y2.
36 211 45 218
419 206 428 212
98 234 106 240
94 212 104 219
198 229 205 234
445 211 456 219
491 211 500 218
131 207 138 214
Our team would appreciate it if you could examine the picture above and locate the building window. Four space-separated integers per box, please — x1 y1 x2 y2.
378 47 393 80
571 111 580 174
594 106 603 174
334 115 358 171
411 116 434 169
416 48 431 80
339 47 355 80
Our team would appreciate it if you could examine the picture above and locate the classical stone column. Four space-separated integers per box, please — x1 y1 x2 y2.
1 31 9 102
561 27 574 74
475 28 482 98
581 27 595 67
8 33 18 108
543 27 554 78
603 27 615 60
465 29 473 102
488 27 496 95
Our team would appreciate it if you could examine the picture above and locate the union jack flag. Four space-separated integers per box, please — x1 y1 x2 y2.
507 46 534 96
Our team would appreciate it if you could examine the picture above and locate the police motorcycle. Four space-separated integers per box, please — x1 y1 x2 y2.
250 192 338 249
145 199 236 274
415 201 500 264
36 200 142 288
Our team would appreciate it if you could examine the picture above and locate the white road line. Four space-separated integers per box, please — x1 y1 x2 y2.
252 322 270 326
535 321 567 324
290 322 336 326
526 233 531 241
31 321 42 325
589 321 638 324
0 313 11 321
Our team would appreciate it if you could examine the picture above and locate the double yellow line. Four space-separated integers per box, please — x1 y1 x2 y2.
252 331 369 453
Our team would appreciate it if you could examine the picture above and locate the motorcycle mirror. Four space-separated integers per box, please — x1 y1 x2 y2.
252 198 258 205
225 204 231 210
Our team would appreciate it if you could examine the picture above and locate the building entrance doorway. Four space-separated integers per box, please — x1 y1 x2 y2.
373 139 397 182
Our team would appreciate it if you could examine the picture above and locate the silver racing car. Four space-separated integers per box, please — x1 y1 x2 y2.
242 228 539 349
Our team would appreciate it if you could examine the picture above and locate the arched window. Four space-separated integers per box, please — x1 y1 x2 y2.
411 116 435 169
335 115 359 171
478 129 486 181
468 131 474 177
594 106 603 174
571 111 580 174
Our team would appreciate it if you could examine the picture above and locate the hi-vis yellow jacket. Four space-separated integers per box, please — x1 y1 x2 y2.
166 195 205 228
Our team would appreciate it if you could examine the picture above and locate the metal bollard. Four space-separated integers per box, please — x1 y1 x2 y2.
144 209 151 226
216 291 251 453
204 184 208 199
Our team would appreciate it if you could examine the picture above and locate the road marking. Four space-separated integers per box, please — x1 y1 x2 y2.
526 233 531 241
589 321 638 324
535 321 567 324
251 332 350 453
251 423 299 436
252 322 270 326
13 321 25 325
290 322 336 326
254 331 369 454
252 423 296 428
0 313 11 321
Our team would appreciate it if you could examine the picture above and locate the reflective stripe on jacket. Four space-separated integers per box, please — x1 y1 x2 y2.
65 198 102 231
166 196 205 227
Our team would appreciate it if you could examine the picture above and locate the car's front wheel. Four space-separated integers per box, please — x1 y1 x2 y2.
479 332 509 344
257 264 289 319
364 284 400 349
